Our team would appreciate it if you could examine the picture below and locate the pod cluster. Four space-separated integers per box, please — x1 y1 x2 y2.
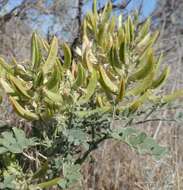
0 1 182 121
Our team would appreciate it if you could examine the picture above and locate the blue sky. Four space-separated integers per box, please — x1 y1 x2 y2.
3 0 157 17
143 0 156 17
128 0 156 18
83 0 156 18
1 0 157 36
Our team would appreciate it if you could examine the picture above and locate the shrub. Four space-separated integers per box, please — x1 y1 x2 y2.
0 0 182 189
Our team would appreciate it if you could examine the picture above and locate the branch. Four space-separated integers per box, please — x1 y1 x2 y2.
75 134 109 164
0 0 34 23
98 0 132 13
134 118 177 125
71 0 83 57
0 0 9 11
0 0 54 24
137 0 144 16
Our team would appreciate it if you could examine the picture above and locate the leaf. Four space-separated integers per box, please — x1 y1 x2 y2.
62 162 81 188
0 175 15 189
13 127 36 148
42 36 58 74
137 137 168 160
0 147 7 154
111 127 167 159
63 129 87 146
129 132 147 147
0 132 20 153
0 127 37 154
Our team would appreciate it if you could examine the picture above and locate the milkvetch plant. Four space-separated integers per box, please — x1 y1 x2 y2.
0 0 183 189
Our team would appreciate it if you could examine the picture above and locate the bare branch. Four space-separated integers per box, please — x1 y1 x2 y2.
71 0 83 56
0 0 34 23
0 0 9 11
98 0 132 13
134 118 176 125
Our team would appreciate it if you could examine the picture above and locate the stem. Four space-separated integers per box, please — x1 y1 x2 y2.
110 104 116 129
31 177 62 189
38 152 47 160
75 135 109 165
23 152 36 161
143 105 157 120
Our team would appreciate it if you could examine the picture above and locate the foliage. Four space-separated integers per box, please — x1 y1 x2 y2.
111 127 168 160
0 127 37 154
0 0 182 189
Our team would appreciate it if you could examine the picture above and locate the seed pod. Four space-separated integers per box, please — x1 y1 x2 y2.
128 51 154 82
8 75 31 98
31 32 41 70
72 63 85 89
79 69 98 104
9 96 39 121
116 78 125 103
42 36 58 74
62 43 72 69
151 66 170 89
99 65 118 94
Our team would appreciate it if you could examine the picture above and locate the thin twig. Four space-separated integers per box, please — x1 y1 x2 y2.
38 152 47 160
75 134 109 165
98 0 132 13
23 152 36 161
134 118 176 125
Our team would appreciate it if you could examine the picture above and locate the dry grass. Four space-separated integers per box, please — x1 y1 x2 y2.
80 35 183 190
